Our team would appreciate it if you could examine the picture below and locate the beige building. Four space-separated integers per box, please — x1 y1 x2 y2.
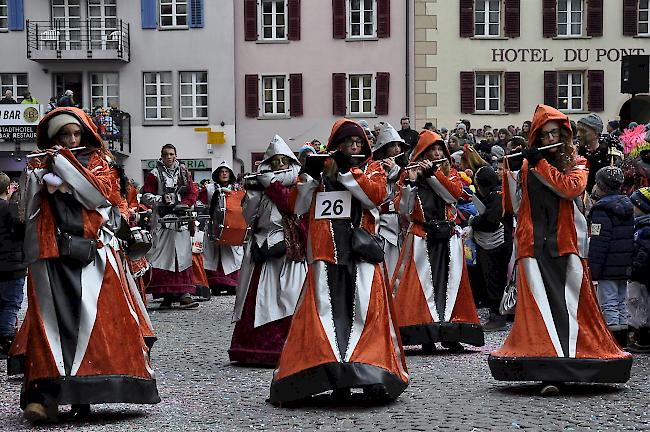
414 0 650 131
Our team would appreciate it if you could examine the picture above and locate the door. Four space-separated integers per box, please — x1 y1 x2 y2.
52 0 82 50
54 73 83 107
88 0 118 50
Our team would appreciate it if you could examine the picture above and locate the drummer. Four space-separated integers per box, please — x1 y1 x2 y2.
141 144 199 310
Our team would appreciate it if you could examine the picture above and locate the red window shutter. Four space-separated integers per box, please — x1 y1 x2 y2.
623 0 638 36
288 0 301 40
504 0 520 38
459 71 475 114
332 73 347 116
542 0 557 38
588 70 605 112
504 72 520 113
244 0 258 41
245 74 259 118
543 71 558 108
375 72 390 115
332 0 346 39
459 0 474 38
377 0 390 38
289 73 303 117
586 0 603 37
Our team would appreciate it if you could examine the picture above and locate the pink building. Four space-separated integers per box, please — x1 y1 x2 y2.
234 0 410 171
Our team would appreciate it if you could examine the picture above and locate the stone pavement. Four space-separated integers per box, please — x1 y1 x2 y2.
1 294 649 431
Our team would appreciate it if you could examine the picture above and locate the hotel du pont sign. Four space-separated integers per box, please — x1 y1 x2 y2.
491 47 647 63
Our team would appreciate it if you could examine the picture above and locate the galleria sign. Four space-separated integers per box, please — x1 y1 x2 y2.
491 47 646 63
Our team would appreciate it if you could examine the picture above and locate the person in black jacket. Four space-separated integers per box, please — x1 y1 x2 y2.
470 166 513 331
587 166 634 346
0 172 26 357
627 187 650 353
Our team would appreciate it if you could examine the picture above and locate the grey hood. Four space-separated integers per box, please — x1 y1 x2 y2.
212 160 236 184
259 134 300 187
373 122 406 153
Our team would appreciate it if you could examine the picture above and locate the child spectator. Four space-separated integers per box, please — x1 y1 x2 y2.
587 166 634 346
627 187 650 353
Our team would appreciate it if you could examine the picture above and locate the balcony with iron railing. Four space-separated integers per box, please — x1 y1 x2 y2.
26 19 130 62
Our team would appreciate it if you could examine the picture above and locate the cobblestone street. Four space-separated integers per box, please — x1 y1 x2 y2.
1 294 649 431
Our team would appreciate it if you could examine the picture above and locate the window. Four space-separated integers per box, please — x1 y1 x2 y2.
143 72 173 121
348 74 373 115
474 0 500 37
261 75 287 116
640 0 650 35
90 73 119 109
557 71 583 111
0 0 7 31
180 71 208 121
259 0 286 40
557 0 582 36
475 72 500 112
348 0 376 38
160 0 188 28
0 74 28 102
88 0 118 49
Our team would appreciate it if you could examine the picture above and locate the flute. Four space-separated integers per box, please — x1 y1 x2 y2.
404 158 448 170
505 142 564 159
27 146 87 159
243 168 293 179
381 152 404 162
308 152 366 159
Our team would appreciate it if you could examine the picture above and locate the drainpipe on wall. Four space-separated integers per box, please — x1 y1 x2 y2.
405 0 410 118
232 144 245 175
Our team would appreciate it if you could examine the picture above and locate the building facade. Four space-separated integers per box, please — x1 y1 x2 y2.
414 0 650 131
0 0 235 183
234 0 409 171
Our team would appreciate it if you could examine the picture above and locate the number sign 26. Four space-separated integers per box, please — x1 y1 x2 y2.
315 191 352 219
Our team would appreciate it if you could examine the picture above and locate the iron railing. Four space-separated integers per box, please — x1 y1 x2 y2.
26 19 130 62
90 109 131 155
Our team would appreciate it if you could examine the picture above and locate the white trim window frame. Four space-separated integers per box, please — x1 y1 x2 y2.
260 75 288 118
0 0 8 31
259 0 287 41
348 73 374 115
474 0 501 37
347 0 376 39
475 72 501 113
159 0 188 29
179 71 208 121
640 0 650 36
90 72 119 109
557 71 584 112
143 71 173 121
0 73 28 102
557 0 583 37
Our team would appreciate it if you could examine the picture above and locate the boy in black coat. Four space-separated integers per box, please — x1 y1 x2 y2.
587 166 634 346
627 187 650 353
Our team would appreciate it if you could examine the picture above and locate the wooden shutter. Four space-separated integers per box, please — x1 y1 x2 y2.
586 0 603 37
245 75 259 118
459 0 474 38
377 0 390 38
375 72 390 115
588 70 605 112
543 71 558 108
289 74 303 117
542 0 557 38
8 0 24 31
623 0 638 36
244 0 258 41
288 0 301 40
189 0 204 28
504 0 520 38
460 71 475 114
332 0 346 39
140 0 157 29
504 72 520 113
332 73 347 116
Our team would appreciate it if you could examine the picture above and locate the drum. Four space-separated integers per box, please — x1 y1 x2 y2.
209 189 248 246
127 227 153 260
128 255 151 279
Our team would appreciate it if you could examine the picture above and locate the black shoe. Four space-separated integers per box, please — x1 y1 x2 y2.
441 342 465 353
158 299 173 310
363 384 391 404
0 334 14 359
483 316 508 332
627 342 650 353
540 384 560 396
178 296 199 309
421 343 437 354
70 404 91 419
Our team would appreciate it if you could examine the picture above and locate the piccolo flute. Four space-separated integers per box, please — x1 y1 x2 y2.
404 158 448 170
27 146 87 158
381 152 404 162
243 168 293 179
505 142 564 159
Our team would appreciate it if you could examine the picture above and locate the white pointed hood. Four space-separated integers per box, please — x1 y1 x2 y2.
373 122 406 153
260 134 299 166
211 160 236 184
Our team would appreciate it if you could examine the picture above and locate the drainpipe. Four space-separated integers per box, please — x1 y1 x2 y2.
405 0 410 117
232 143 245 175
